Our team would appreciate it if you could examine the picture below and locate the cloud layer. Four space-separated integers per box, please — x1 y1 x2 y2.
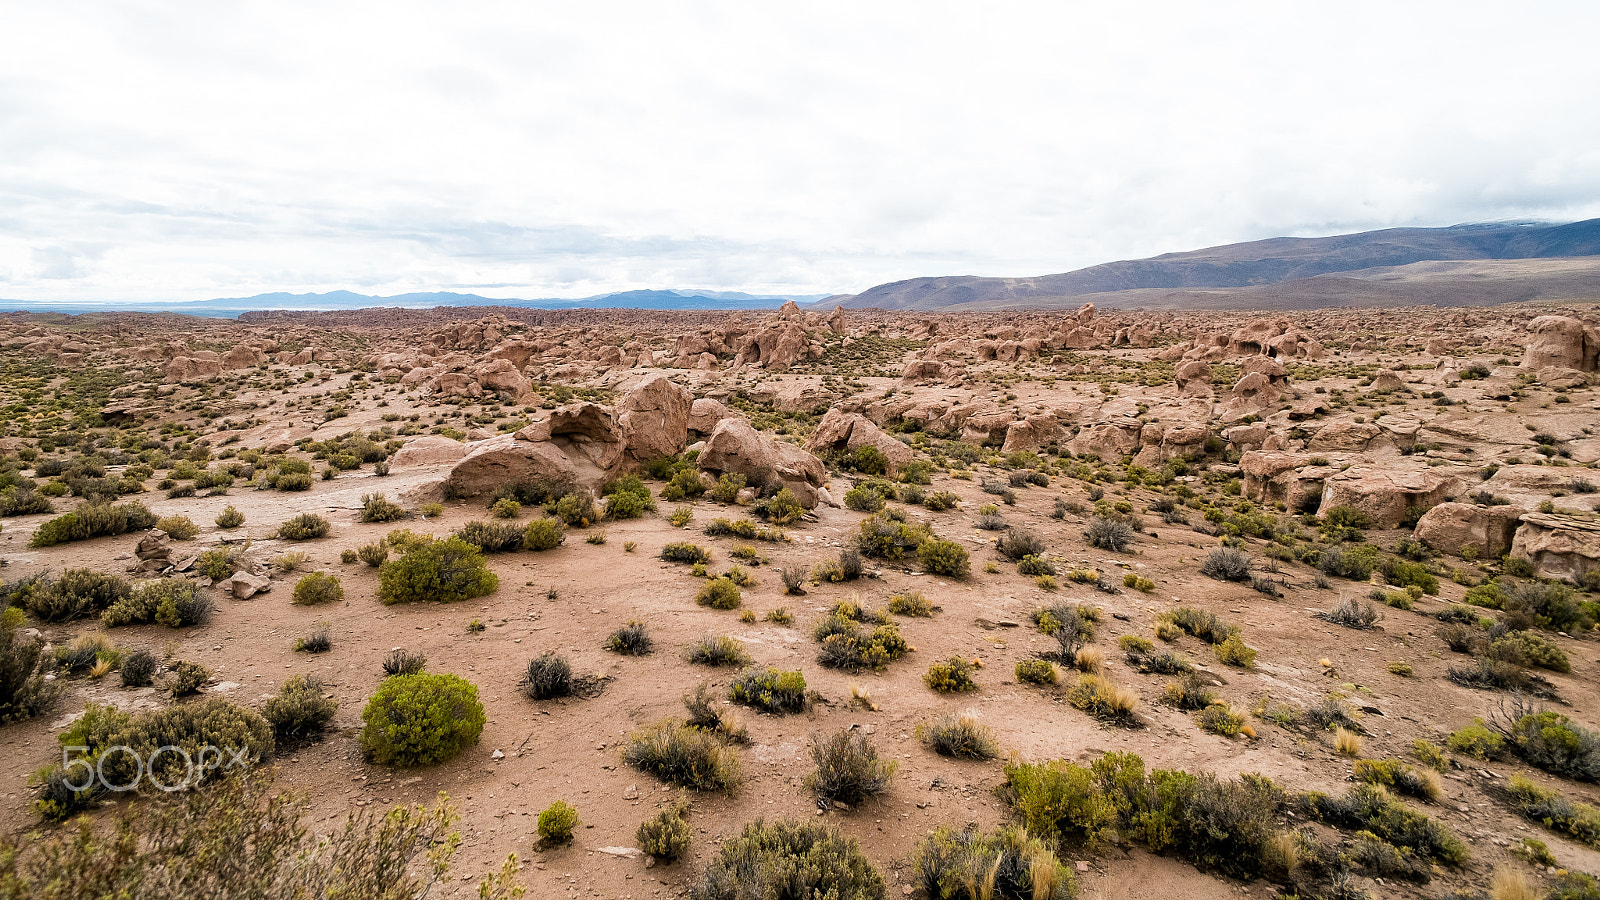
2 1 1597 301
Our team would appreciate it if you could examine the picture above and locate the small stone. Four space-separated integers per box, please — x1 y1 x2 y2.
624 784 640 800
1076 861 1089 872
491 749 504 759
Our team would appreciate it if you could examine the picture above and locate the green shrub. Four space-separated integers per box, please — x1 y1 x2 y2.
1197 703 1250 737
917 712 1000 760
1084 516 1133 552
490 497 521 519
856 509 933 559
753 487 805 525
703 517 785 541
293 628 331 654
378 536 498 604
550 492 596 527
603 478 655 520
453 520 523 552
1505 774 1600 849
660 468 706 502
696 576 742 610
537 800 580 845
195 547 239 581
276 513 330 540
918 538 970 578
169 659 210 695
358 673 485 767
843 483 886 513
1200 547 1251 582
383 649 426 677
1500 707 1600 781
292 572 343 606
689 820 882 900
729 667 808 714
622 719 743 793
102 579 212 628
1066 674 1138 724
1162 674 1217 710
807 729 897 805
24 568 130 623
360 494 410 524
605 620 653 655
1352 757 1442 801
924 657 978 693
710 473 747 504
686 634 751 667
521 516 565 551
888 591 934 617
523 652 572 700
816 620 909 672
157 515 199 540
662 541 712 564
262 674 338 741
1306 783 1468 867
33 698 273 820
922 491 959 511
1213 632 1257 668
637 796 692 861
0 608 61 723
916 825 1075 900
357 542 389 566
1015 659 1058 685
1411 739 1448 771
30 500 157 547
119 648 157 686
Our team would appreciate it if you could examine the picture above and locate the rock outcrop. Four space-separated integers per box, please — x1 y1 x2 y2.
803 410 913 477
699 419 829 508
1415 502 1525 559
1317 463 1459 528
615 374 693 463
1522 315 1599 373
1509 512 1600 585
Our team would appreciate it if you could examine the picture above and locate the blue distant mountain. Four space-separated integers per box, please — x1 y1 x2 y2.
0 288 834 318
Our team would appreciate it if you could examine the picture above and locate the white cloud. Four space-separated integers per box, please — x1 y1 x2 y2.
1 0 1597 302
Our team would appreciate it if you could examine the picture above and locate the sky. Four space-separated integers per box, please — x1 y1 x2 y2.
2 0 1598 303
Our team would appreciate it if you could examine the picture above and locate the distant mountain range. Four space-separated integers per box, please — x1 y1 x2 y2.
0 288 830 318
827 218 1600 311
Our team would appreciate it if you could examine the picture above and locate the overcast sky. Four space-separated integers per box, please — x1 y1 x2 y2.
2 1 1598 302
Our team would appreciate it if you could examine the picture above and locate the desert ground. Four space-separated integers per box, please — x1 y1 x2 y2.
3 300 1600 900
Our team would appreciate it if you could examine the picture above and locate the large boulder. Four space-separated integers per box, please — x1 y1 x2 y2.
390 435 471 468
1001 414 1066 454
1415 502 1525 559
1522 316 1600 372
1307 421 1384 453
699 419 828 508
803 410 913 477
688 398 736 437
1317 464 1459 529
1067 420 1142 464
1174 359 1212 396
444 403 624 498
615 374 693 462
1509 512 1600 585
165 357 224 382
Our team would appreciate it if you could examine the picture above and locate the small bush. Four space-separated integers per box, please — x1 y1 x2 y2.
168 659 210 695
622 718 743 793
537 800 580 845
923 491 959 511
358 673 485 767
729 666 808 714
710 473 747 504
696 576 742 610
360 493 408 523
683 683 748 743
1084 516 1133 552
275 472 313 491
378 536 498 604
686 634 752 667
1163 674 1218 710
779 566 807 595
915 824 1074 900
1162 606 1234 644
662 541 712 564
917 712 1000 760
292 572 343 606
156 515 198 540
1353 757 1442 801
262 674 338 741
30 500 157 547
1200 547 1252 582
1197 703 1252 738
1505 775 1600 849
920 538 970 577
843 483 886 513
637 796 693 861
25 568 131 623
550 492 597 527
605 620 653 655
118 647 158 686
808 729 897 806
1306 783 1468 867
102 579 212 628
453 520 523 553
357 542 389 566
490 497 522 519
274 550 309 572
294 627 331 654
1066 674 1138 724
924 657 978 693
382 649 427 677
0 609 61 722
521 516 565 551
1447 721 1504 759
276 513 330 540
1496 705 1600 782
1015 659 1059 685
1317 598 1381 630
997 528 1045 561
888 591 934 617
689 820 882 900
524 652 573 700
